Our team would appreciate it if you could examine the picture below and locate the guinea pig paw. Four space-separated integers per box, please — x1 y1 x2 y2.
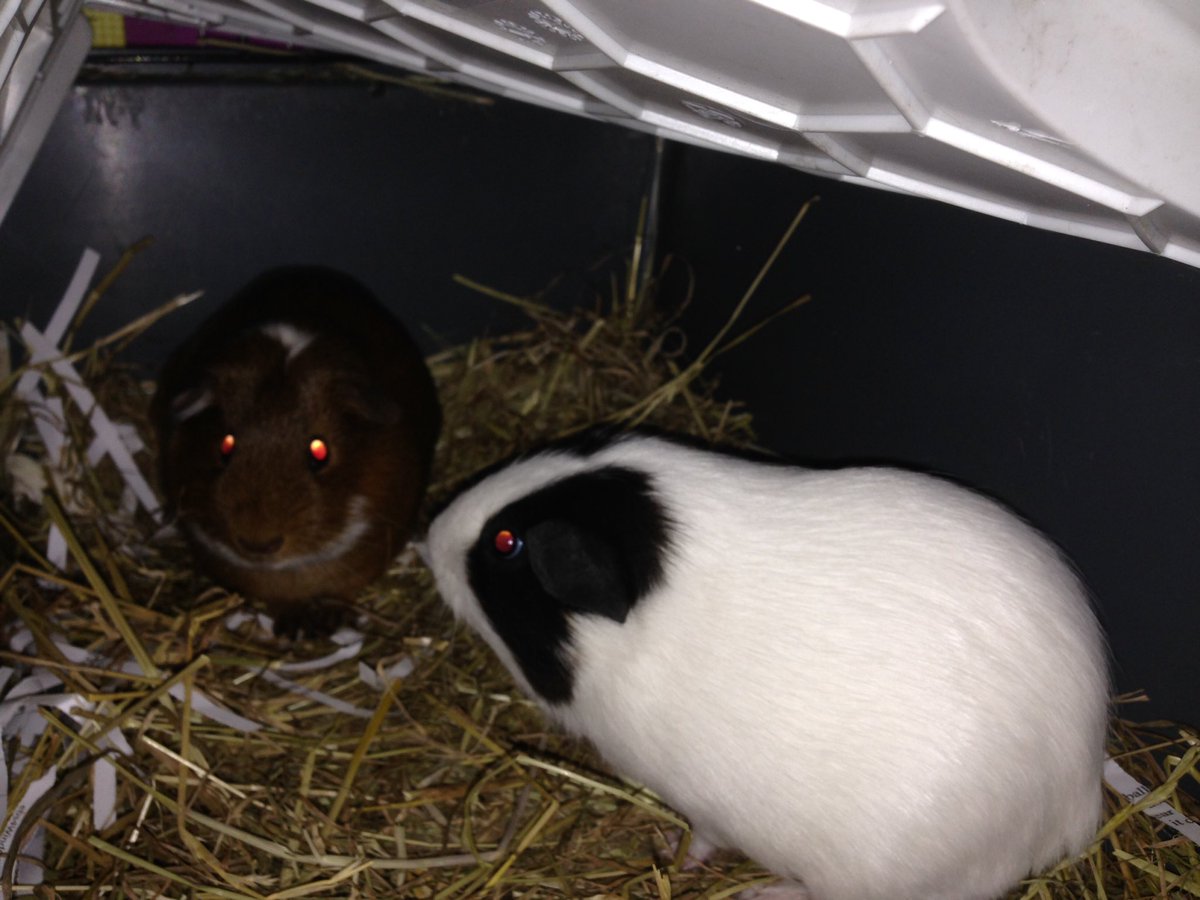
270 599 348 642
735 880 810 900
663 829 719 871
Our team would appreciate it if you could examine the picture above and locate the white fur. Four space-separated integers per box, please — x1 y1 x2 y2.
260 322 315 363
187 494 371 572
426 435 1109 900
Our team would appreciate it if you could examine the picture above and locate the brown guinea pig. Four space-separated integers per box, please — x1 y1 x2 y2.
152 267 441 638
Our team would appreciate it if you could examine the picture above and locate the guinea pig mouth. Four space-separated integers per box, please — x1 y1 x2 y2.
185 495 372 572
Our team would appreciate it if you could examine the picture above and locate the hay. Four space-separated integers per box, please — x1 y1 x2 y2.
1 207 1198 899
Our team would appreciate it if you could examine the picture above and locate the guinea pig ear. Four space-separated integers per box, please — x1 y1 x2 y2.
339 378 403 426
525 520 632 623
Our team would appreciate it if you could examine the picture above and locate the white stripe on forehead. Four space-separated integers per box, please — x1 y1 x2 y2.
260 322 316 363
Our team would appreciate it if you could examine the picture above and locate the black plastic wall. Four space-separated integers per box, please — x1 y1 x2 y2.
0 65 656 362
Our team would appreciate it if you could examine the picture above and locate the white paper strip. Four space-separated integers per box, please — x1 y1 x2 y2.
0 692 66 734
169 680 264 733
15 692 90 748
0 735 7 843
12 385 69 571
118 662 264 734
12 249 99 575
7 629 34 654
223 613 402 715
18 822 46 886
50 638 94 665
11 247 166 578
2 633 145 844
91 756 117 831
0 766 57 884
1104 757 1200 847
44 528 68 574
0 671 60 703
21 325 161 520
224 611 274 634
41 248 99 344
258 670 373 719
0 682 64 732
358 657 415 691
87 421 145 466
95 727 133 827
104 729 134 757
273 633 364 673
0 629 264 883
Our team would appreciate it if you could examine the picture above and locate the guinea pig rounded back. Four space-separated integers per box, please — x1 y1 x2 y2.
424 432 1109 900
153 267 441 635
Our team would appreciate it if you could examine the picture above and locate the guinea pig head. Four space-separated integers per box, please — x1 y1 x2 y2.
426 460 672 704
161 329 410 601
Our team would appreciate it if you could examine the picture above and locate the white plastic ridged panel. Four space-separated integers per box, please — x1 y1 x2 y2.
0 0 90 220
67 0 1200 267
370 0 1200 266
370 14 616 116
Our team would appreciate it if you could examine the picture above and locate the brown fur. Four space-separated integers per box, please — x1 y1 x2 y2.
152 267 441 636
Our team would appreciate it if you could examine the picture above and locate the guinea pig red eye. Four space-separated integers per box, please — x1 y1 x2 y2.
493 529 524 557
219 433 236 458
308 437 330 470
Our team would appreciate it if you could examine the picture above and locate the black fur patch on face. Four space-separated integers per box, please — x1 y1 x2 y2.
466 466 671 704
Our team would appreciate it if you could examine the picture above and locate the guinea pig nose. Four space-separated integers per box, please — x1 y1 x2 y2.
236 535 284 557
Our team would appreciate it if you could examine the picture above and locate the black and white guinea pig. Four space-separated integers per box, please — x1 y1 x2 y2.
423 431 1109 900
153 267 441 637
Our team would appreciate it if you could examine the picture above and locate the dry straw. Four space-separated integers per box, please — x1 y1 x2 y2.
1 205 1197 898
